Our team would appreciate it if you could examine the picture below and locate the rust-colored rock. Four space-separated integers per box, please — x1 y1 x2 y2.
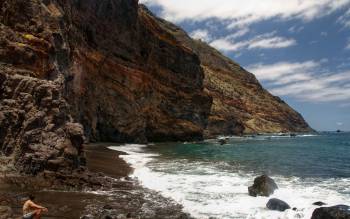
145 6 313 137
0 0 312 175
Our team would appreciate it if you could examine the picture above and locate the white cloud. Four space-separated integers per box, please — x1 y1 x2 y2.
209 32 296 52
288 26 304 33
190 29 211 41
247 60 350 102
210 38 243 51
337 122 343 126
248 36 296 49
226 28 250 39
321 32 328 37
337 8 350 28
140 0 350 28
248 61 319 81
346 38 350 50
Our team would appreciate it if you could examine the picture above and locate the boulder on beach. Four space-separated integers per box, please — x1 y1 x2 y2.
266 198 291 212
311 205 350 219
248 175 278 197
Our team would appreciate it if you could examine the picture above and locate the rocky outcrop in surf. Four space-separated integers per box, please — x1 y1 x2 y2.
266 198 291 212
311 205 350 219
248 175 278 197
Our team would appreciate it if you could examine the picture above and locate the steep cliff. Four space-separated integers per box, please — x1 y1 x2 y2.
141 6 313 137
0 0 312 174
63 0 212 143
0 0 212 173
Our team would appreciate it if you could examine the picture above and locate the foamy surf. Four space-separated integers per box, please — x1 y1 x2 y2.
110 144 350 219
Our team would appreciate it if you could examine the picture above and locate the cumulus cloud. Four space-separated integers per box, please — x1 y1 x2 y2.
247 61 350 102
210 32 296 52
140 0 350 28
190 29 211 41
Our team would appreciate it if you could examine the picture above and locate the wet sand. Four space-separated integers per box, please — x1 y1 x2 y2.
85 143 132 178
0 144 127 219
0 144 189 219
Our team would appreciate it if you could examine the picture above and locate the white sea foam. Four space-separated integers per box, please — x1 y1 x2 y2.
110 144 350 219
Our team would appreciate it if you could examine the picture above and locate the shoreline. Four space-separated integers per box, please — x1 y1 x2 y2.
114 138 350 219
0 143 191 219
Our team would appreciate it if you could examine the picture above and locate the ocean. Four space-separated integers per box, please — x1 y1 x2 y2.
110 132 350 219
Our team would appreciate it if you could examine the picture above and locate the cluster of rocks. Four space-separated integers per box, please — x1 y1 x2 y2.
0 72 85 175
248 175 350 219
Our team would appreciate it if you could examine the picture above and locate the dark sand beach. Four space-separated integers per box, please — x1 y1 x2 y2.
0 144 189 219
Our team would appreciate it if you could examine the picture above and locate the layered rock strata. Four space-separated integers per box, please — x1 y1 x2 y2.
144 6 313 137
0 0 312 174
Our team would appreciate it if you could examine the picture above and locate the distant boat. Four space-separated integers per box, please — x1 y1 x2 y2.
336 130 342 133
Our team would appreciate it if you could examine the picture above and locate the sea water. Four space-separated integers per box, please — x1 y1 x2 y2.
110 132 350 219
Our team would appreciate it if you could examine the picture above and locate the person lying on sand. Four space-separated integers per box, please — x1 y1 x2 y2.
23 194 48 219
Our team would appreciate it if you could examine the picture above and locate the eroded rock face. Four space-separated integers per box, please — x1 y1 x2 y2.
0 0 212 174
248 175 278 197
61 0 212 143
0 72 85 174
1 0 313 174
144 7 313 137
0 0 212 145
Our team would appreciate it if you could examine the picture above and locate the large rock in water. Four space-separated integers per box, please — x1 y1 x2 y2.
311 205 350 219
266 198 291 212
248 175 278 197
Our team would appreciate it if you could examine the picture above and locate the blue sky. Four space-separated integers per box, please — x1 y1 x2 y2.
140 0 350 131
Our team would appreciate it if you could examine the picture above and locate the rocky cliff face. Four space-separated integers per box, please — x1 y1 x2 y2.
0 71 85 175
63 0 212 143
0 0 212 173
143 7 313 137
0 0 311 174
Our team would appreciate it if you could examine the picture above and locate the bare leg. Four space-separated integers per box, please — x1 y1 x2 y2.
34 209 42 219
